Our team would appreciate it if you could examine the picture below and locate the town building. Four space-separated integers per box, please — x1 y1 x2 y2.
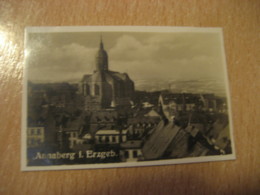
94 129 127 144
159 93 227 121
27 127 45 148
55 115 84 149
88 109 119 135
127 108 161 139
159 93 199 121
120 140 143 162
142 120 222 160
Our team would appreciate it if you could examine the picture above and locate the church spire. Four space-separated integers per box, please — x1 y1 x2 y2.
100 35 104 49
96 36 108 71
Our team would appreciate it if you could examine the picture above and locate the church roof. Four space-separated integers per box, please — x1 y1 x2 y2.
92 71 105 82
81 74 92 82
81 70 133 84
109 71 130 81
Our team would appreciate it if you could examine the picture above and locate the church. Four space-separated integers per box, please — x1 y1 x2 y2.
79 38 135 111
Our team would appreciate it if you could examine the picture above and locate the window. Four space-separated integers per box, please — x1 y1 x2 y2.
133 150 138 158
37 139 41 145
105 136 110 143
124 151 129 158
85 84 90 95
112 136 116 143
94 84 100 95
37 128 41 135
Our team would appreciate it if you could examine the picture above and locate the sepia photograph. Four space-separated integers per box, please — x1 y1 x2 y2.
22 26 235 171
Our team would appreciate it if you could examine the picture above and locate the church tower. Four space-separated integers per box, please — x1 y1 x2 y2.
95 37 108 71
80 37 135 111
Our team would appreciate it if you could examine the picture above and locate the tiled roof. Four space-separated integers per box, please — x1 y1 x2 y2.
142 121 181 160
90 110 118 123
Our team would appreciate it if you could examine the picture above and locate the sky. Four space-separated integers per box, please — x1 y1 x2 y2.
26 30 229 96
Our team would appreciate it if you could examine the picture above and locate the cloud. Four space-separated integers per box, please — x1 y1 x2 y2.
109 34 224 81
27 43 97 82
107 33 226 95
26 32 227 95
109 35 159 61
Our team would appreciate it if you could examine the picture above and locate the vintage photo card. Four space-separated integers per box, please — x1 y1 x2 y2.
22 26 235 171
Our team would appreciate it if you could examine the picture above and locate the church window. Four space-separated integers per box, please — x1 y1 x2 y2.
94 84 100 95
85 84 90 95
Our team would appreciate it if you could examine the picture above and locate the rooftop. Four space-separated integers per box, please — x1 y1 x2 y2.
95 129 128 135
121 140 143 149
